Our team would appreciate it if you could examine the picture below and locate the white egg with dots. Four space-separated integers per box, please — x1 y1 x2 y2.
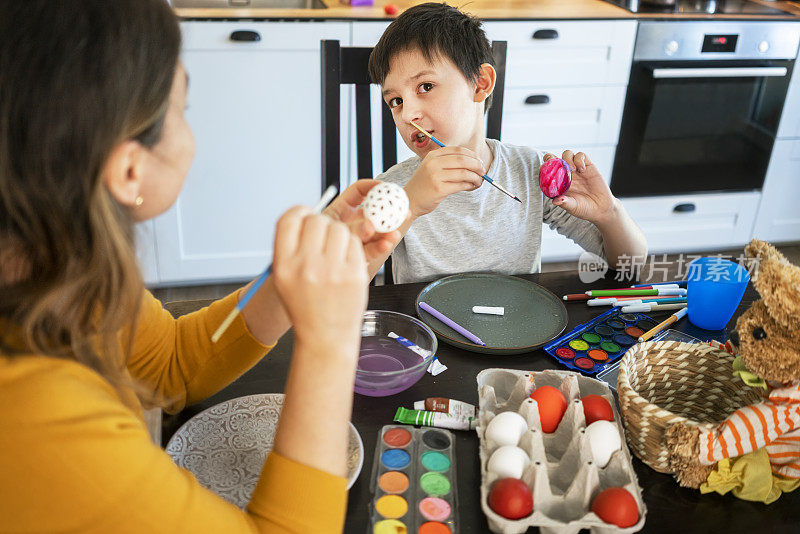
363 182 409 233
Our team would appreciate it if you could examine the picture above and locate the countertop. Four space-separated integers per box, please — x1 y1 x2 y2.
175 0 800 21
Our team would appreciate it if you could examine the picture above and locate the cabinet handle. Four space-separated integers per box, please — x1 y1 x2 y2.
229 30 261 42
525 95 550 105
673 203 696 213
532 29 559 40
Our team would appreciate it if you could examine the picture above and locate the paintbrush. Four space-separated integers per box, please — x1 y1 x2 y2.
410 121 522 203
211 185 339 343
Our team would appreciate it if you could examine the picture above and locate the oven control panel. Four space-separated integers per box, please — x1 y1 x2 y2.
635 21 800 61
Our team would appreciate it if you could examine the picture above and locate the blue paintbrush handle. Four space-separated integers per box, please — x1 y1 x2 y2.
238 265 272 310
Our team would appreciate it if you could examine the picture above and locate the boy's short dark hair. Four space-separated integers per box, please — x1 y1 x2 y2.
368 2 494 111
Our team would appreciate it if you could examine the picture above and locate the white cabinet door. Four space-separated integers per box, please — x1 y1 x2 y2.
501 85 627 147
482 20 637 87
621 192 761 253
136 221 159 286
777 43 800 139
150 22 350 284
753 139 800 242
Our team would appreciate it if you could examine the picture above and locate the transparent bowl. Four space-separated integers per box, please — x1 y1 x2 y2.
355 310 438 397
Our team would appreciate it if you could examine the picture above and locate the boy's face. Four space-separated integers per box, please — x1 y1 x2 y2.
381 48 489 158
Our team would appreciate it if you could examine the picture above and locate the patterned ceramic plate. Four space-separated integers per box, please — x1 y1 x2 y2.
166 393 364 508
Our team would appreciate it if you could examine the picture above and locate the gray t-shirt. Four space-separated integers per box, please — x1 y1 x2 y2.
377 139 606 284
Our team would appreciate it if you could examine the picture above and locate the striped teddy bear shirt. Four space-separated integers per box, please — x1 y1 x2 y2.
699 381 800 479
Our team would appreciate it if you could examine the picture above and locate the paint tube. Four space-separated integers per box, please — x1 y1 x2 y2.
394 407 476 431
413 398 477 419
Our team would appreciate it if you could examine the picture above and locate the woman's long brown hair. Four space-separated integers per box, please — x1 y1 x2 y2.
0 0 181 402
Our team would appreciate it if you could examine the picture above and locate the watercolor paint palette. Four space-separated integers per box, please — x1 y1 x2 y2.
369 425 458 534
477 368 646 534
542 308 658 376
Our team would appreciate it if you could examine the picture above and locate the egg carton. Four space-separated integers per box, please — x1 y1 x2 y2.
477 368 647 534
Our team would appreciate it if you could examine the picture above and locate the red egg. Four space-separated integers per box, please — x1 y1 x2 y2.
488 478 534 520
539 157 572 198
591 487 639 528
581 394 614 425
530 386 567 433
383 3 399 15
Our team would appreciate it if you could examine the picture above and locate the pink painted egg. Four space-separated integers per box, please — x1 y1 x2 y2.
539 157 572 198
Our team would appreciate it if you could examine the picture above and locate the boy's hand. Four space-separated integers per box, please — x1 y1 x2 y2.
545 150 620 225
405 146 486 218
272 207 368 346
324 180 402 263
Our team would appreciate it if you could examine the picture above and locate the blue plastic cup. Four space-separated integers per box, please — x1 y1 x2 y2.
686 257 750 330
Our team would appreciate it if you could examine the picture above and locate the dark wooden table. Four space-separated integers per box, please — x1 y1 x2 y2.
163 271 800 533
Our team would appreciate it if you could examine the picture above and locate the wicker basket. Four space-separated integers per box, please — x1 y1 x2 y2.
617 340 764 473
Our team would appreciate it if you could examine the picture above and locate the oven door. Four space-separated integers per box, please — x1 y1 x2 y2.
611 59 793 197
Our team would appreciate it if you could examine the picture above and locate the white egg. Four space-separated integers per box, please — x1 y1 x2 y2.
363 182 409 233
485 411 528 447
487 445 531 479
585 420 622 468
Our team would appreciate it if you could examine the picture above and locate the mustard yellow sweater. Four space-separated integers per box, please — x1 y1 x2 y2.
0 290 347 532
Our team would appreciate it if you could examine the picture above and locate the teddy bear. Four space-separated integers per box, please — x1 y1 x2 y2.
665 239 800 503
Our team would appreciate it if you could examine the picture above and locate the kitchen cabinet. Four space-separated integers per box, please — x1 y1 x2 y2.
754 42 800 243
753 139 800 242
145 21 350 285
620 192 761 253
136 222 159 285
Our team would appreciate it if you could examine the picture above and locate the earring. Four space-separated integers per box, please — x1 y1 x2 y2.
134 196 144 207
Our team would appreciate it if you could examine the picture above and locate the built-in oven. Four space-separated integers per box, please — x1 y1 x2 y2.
611 21 800 197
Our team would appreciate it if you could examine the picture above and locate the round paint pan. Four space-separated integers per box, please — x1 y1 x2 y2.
594 325 615 337
574 357 595 371
419 497 452 522
383 428 412 448
419 522 452 534
378 471 409 494
381 449 411 470
637 319 657 331
422 430 451 450
420 472 451 496
625 326 644 338
588 349 608 362
555 347 575 361
581 332 602 345
613 333 636 347
600 341 621 353
421 451 451 472
375 495 408 519
619 313 639 323
607 319 626 330
568 339 589 352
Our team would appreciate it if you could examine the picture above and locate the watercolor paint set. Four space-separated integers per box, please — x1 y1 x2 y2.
542 308 658 376
368 425 458 534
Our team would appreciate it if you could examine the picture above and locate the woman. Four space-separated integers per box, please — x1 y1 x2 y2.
0 1 398 531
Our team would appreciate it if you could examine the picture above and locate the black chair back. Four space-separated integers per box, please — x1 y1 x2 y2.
321 40 507 284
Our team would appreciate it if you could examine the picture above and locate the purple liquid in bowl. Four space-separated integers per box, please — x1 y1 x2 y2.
354 336 429 397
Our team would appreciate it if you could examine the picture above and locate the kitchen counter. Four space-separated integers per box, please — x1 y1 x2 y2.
175 0 800 20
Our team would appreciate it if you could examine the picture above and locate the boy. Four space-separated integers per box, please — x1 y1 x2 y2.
366 2 647 284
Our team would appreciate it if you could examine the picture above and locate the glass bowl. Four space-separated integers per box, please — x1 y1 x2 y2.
355 310 438 397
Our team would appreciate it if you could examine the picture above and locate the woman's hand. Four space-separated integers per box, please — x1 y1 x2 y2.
272 207 368 347
545 150 620 225
324 180 403 263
